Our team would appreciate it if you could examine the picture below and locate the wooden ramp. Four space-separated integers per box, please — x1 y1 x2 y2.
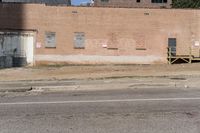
167 47 200 64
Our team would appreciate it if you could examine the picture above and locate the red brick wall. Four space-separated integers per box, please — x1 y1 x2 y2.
0 4 199 64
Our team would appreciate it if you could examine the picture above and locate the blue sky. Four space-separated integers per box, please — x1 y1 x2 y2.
71 0 91 5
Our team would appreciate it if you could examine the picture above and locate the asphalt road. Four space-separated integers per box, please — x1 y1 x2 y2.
0 87 200 133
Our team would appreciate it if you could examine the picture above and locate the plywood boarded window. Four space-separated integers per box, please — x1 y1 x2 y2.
45 32 56 48
135 35 146 50
74 32 85 49
107 33 118 50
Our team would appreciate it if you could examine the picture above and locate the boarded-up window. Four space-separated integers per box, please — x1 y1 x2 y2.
136 35 146 50
45 32 56 48
74 32 85 49
107 33 118 50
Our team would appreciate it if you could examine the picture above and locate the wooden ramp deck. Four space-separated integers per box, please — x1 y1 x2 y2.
167 47 200 64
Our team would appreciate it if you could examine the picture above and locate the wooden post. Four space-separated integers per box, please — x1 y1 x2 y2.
168 47 172 64
189 47 192 64
199 47 200 57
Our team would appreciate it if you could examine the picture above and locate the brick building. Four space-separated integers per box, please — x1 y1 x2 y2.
0 0 71 5
0 4 200 67
94 0 172 8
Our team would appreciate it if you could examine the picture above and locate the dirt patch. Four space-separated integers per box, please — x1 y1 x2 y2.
0 63 200 81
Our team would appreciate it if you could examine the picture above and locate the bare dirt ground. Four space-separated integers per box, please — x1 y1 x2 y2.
0 63 200 81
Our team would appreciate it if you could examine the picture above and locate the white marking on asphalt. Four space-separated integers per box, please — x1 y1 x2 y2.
1 97 200 105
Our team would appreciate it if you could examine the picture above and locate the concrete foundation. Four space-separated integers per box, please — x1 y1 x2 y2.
35 54 166 64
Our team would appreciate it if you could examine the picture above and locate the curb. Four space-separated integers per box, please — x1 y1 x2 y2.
0 74 199 82
0 87 32 93
0 77 196 93
31 83 175 92
31 85 80 92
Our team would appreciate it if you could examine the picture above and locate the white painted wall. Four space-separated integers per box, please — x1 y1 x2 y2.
24 36 34 65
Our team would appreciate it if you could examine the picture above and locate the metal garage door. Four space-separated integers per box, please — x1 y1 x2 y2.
0 32 34 68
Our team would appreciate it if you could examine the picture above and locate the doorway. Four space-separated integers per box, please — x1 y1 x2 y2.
168 38 176 56
0 31 34 68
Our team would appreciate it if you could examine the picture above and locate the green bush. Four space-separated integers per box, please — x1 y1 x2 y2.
172 0 200 8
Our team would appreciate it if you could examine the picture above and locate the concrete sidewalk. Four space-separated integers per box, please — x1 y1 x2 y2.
0 75 199 93
0 64 200 92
